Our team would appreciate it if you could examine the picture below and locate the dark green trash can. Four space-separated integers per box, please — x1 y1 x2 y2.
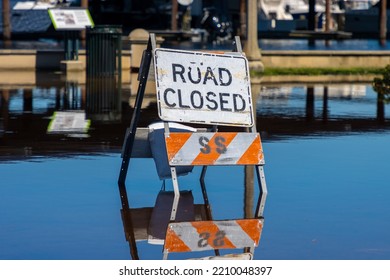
86 25 122 122
86 25 122 76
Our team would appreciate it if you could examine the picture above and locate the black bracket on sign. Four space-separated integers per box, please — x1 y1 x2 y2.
118 34 156 185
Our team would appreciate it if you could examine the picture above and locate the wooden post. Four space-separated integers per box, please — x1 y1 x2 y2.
325 0 331 32
306 87 315 122
308 0 316 31
80 0 88 47
380 0 387 46
243 0 263 71
325 0 331 46
308 0 316 46
377 92 385 123
171 0 178 31
323 86 329 123
244 166 254 219
239 0 247 39
1 89 10 130
2 0 11 44
23 89 33 113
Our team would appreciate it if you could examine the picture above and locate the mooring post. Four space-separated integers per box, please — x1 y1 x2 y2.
380 0 387 46
308 0 316 46
171 0 178 31
2 0 11 45
325 0 331 47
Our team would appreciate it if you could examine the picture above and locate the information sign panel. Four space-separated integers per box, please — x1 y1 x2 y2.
48 8 94 30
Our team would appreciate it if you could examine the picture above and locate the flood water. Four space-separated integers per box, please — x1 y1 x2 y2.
1 75 390 260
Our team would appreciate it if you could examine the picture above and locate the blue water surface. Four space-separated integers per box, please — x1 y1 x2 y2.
259 39 390 51
1 81 390 260
1 133 390 260
256 133 390 260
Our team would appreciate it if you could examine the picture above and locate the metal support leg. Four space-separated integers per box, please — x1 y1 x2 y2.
200 165 220 256
163 121 181 222
163 250 169 260
255 165 268 218
118 182 139 260
170 166 180 221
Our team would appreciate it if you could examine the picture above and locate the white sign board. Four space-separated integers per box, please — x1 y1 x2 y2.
48 9 94 30
154 48 254 127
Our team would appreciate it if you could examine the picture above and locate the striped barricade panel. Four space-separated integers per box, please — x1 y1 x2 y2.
163 219 263 253
165 132 264 166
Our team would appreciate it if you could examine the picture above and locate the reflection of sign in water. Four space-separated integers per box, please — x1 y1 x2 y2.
154 48 254 127
48 8 94 30
164 219 263 253
47 111 90 135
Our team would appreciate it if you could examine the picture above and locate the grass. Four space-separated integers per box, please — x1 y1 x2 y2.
252 67 385 76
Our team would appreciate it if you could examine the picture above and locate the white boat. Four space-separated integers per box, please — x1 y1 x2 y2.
258 0 345 33
286 0 344 30
13 0 72 10
285 0 326 18
258 0 296 32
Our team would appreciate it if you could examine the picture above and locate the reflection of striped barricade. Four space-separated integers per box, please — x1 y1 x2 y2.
165 132 264 166
163 219 263 256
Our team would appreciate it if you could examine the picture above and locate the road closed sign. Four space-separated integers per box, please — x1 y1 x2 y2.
153 48 254 127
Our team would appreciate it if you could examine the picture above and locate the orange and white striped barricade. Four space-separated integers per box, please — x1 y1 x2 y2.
165 132 264 166
163 218 264 259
